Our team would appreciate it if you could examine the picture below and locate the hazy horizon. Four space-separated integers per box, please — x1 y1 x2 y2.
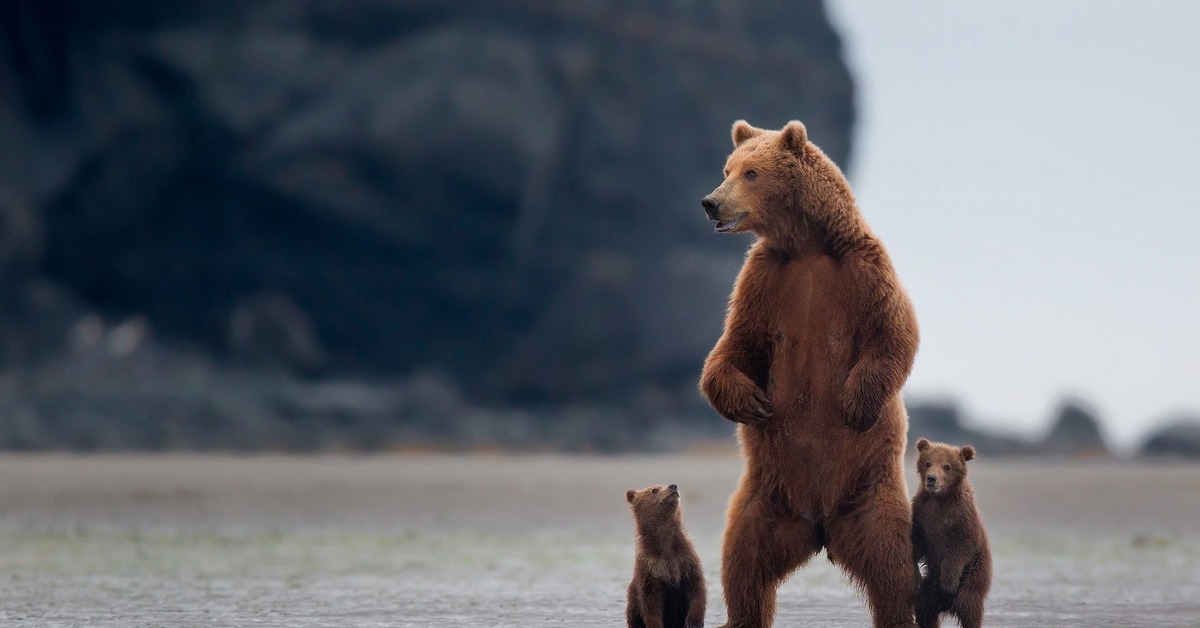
828 1 1200 448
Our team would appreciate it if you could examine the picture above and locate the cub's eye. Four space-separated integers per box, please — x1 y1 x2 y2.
942 464 951 472
651 488 659 495
925 462 931 468
745 170 758 181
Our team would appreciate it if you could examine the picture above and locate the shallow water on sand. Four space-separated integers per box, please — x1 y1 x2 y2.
0 454 1197 626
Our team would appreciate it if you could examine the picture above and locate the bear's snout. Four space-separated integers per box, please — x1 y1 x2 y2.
702 196 721 219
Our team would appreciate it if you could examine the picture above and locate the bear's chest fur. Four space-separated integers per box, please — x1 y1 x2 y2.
758 254 854 416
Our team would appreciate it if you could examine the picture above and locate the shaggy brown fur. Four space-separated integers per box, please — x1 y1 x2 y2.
911 439 992 628
699 120 920 628
626 484 707 628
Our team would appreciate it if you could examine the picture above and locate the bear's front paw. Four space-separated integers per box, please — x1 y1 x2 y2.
730 384 772 425
703 368 772 425
721 387 772 425
841 390 882 432
843 402 881 432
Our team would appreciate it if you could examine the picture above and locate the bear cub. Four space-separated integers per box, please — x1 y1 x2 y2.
625 484 706 628
911 438 993 628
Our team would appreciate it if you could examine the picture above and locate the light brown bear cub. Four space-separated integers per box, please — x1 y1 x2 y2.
626 484 706 628
911 438 992 628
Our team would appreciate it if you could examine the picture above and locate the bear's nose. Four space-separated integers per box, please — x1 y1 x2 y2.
701 196 721 219
926 475 936 484
668 484 678 491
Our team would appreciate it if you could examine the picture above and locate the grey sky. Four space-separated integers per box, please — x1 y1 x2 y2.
827 1 1200 447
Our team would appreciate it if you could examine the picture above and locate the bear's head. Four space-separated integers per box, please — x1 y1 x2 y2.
915 438 975 495
700 119 854 242
701 120 809 238
626 483 682 530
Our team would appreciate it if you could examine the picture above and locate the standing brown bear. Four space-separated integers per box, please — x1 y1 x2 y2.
700 120 920 628
911 438 992 628
626 484 707 628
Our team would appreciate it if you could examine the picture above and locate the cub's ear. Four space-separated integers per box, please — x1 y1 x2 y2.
961 446 976 461
626 489 637 503
778 120 808 154
732 120 762 147
915 438 930 451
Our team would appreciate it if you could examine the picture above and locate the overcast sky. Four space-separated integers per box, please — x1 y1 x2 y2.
826 1 1200 447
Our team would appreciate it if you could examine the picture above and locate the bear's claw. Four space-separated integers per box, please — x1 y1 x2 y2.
706 368 772 425
732 395 771 425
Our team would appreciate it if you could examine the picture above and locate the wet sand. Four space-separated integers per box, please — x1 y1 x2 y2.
0 454 1197 626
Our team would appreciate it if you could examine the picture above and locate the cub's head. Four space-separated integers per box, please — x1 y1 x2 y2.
700 120 810 236
915 438 975 494
626 483 682 528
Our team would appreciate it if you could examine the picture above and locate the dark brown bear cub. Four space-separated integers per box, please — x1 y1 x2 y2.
911 438 992 628
626 484 706 628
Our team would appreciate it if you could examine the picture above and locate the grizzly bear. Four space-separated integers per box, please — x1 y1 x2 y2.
699 120 920 628
911 439 992 628
626 484 707 628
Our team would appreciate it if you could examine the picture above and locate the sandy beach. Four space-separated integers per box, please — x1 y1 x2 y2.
0 454 1197 626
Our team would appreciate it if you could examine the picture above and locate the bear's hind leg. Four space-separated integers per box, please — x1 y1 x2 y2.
950 587 984 628
627 599 647 628
720 481 821 628
827 479 918 628
915 577 949 628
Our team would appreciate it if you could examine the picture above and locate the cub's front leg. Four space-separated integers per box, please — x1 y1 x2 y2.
684 568 707 628
939 555 967 595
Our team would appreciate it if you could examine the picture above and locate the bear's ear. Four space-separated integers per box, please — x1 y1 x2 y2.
915 438 930 451
626 489 636 503
778 120 808 154
732 120 763 147
961 446 976 462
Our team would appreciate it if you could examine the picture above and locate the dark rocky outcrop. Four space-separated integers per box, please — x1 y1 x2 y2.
0 1 854 449
1038 400 1111 457
0 339 717 452
1140 417 1200 460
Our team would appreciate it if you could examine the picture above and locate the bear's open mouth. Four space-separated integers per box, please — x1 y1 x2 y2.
714 212 748 232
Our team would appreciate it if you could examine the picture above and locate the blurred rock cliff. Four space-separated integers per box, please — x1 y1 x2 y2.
0 0 855 449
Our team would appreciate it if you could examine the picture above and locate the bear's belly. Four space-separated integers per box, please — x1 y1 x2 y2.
739 398 907 517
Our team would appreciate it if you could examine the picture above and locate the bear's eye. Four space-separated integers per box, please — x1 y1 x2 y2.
925 462 931 468
942 464 951 472
745 170 758 181
651 488 659 495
